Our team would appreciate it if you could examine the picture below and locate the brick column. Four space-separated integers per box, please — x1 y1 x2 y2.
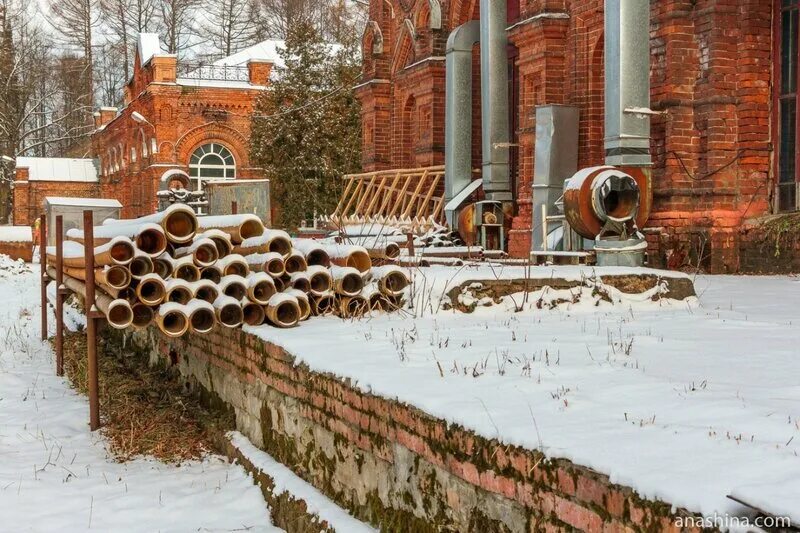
355 80 392 171
12 167 30 226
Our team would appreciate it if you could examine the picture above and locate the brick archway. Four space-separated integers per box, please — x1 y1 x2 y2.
448 0 478 28
174 123 250 168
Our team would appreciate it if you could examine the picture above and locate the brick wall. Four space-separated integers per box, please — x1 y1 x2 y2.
361 1 774 272
13 169 101 227
738 214 800 274
0 240 33 262
122 325 706 532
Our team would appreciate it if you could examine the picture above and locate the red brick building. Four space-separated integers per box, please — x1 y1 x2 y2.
356 0 780 272
13 34 279 225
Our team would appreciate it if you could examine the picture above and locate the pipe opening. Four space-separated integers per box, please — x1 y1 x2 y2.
370 294 390 312
162 311 188 336
340 273 363 296
191 309 216 333
344 297 367 317
130 257 154 278
201 267 222 283
107 302 133 328
252 282 276 303
273 277 286 292
269 238 292 258
211 238 232 258
309 273 331 294
105 266 131 289
240 220 265 240
137 230 168 256
296 297 311 321
285 256 307 274
595 174 640 222
132 304 154 328
242 303 266 326
218 305 243 327
306 250 331 268
153 259 172 279
169 288 192 305
195 286 219 303
385 243 401 260
110 242 135 263
347 252 371 274
292 277 311 294
312 295 335 316
223 283 247 301
139 281 165 305
384 272 409 294
225 263 248 277
195 245 218 266
175 265 200 282
266 259 285 277
166 212 197 242
273 302 299 327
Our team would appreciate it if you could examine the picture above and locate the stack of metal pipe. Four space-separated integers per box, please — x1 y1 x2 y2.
46 204 409 337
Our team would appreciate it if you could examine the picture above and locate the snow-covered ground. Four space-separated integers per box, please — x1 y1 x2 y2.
243 268 800 523
0 268 280 532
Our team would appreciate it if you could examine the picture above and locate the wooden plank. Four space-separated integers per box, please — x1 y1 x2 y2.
333 177 356 217
340 179 365 219
376 172 402 217
401 170 430 219
364 173 390 217
387 174 416 218
354 175 378 215
418 173 441 216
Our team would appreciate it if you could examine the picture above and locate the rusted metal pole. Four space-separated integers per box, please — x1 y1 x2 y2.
83 210 100 431
406 233 416 257
40 214 48 340
55 216 65 377
231 201 238 215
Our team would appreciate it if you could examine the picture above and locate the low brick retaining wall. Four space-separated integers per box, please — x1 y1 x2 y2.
120 326 704 532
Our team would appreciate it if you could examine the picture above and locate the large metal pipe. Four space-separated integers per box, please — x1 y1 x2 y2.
187 299 216 334
47 267 134 330
216 254 249 277
174 237 219 268
264 293 301 328
604 0 652 167
50 236 135 268
166 278 194 304
480 0 511 201
444 20 481 218
235 230 292 258
131 303 155 329
291 239 331 268
330 266 364 297
241 298 267 326
310 292 336 316
246 272 277 305
190 279 220 304
136 273 167 306
326 244 371 274
129 251 155 280
284 289 311 321
220 275 248 301
67 223 168 258
197 229 233 258
284 251 307 274
197 214 264 244
213 295 244 328
369 265 410 297
172 255 201 281
245 252 285 278
306 266 333 297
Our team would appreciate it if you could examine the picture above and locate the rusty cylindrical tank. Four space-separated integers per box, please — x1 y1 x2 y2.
562 166 652 239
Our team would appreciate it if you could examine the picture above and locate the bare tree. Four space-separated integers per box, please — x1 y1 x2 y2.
96 42 126 106
99 0 158 80
47 0 98 98
159 0 199 56
255 0 325 40
204 0 258 57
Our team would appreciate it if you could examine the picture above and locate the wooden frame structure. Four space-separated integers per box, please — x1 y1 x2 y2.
325 166 446 230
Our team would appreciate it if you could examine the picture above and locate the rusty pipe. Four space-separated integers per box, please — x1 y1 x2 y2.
339 295 368 318
220 275 248 301
105 204 198 245
197 229 233 258
129 251 155 280
190 279 220 304
246 272 277 305
326 244 371 274
51 236 135 268
234 229 292 258
166 278 194 304
241 298 266 326
369 266 410 297
67 223 168 258
186 299 216 334
174 237 219 268
216 254 249 277
197 214 264 244
131 302 155 329
305 266 333 297
264 293 301 328
245 252 285 278
288 272 311 294
153 254 174 279
213 295 244 328
291 239 331 268
62 264 131 291
172 255 201 282
156 303 190 337
310 292 336 316
283 289 311 321
330 266 364 297
200 265 222 283
136 273 167 306
284 251 307 274
49 268 134 329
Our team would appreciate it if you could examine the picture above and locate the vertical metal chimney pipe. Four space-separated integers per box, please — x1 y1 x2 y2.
444 21 481 224
604 0 652 167
480 0 513 200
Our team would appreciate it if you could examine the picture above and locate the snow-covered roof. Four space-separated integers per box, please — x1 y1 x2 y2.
16 158 99 183
0 226 33 243
44 197 122 208
213 40 286 69
137 33 171 66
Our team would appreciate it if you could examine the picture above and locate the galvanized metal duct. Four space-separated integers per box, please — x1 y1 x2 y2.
444 20 481 224
604 0 652 167
480 0 512 200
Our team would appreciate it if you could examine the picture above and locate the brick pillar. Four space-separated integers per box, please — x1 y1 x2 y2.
248 61 273 86
151 56 177 83
355 80 392 171
12 167 30 226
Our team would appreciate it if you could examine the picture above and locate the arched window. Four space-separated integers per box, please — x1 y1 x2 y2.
188 143 236 190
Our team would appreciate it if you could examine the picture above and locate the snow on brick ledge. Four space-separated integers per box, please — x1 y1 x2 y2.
0 226 33 262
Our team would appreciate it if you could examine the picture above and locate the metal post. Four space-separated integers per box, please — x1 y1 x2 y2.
55 216 65 377
83 210 100 431
406 233 416 257
40 214 48 340
231 201 238 215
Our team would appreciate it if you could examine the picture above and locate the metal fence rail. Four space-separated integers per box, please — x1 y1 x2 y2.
178 64 250 82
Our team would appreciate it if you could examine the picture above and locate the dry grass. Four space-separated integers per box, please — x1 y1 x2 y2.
59 332 232 463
